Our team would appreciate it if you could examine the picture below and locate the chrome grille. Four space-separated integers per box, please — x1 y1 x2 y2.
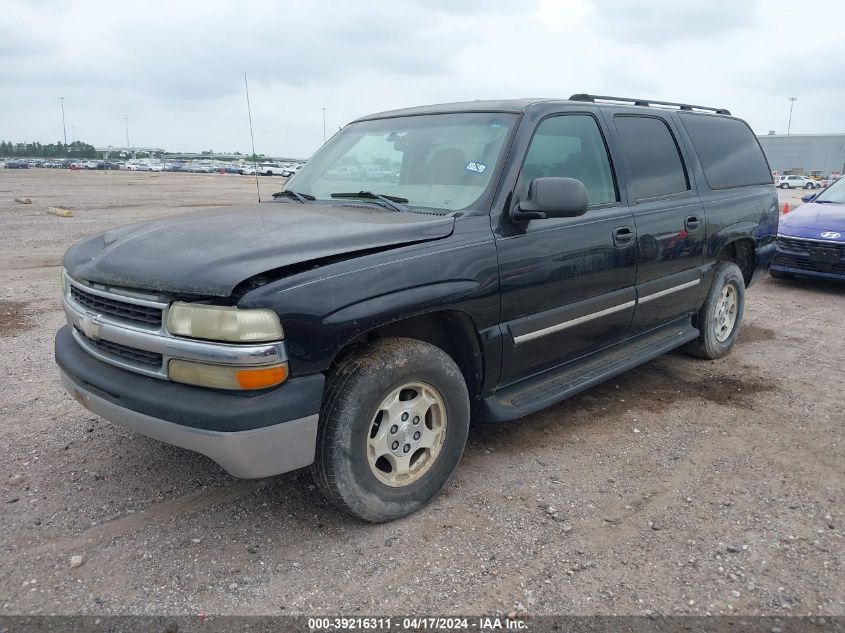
74 327 163 368
70 285 163 326
62 271 287 381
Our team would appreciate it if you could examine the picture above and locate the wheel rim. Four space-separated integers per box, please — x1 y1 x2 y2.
714 283 738 342
366 382 448 487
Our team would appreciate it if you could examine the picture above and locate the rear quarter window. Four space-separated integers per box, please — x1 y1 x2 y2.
679 114 772 189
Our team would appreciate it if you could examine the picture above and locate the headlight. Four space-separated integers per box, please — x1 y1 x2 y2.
165 302 283 342
169 359 288 390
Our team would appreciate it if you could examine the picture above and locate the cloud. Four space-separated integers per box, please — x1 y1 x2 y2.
591 0 759 45
0 0 842 157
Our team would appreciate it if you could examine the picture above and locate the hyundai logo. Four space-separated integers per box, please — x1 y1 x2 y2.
820 231 842 239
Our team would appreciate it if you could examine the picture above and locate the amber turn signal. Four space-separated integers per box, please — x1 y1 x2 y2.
169 360 288 390
235 365 289 390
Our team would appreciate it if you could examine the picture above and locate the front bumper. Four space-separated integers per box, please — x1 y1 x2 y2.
771 235 845 281
56 325 324 478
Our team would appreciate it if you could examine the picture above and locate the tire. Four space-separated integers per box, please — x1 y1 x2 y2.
804 182 814 189
311 337 470 522
684 261 746 359
779 183 789 189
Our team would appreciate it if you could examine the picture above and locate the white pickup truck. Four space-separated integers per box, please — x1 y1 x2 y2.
259 163 287 176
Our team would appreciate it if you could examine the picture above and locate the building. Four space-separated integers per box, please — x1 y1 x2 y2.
757 133 845 177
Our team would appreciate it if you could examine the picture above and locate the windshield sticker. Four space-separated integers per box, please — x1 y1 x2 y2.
465 162 487 174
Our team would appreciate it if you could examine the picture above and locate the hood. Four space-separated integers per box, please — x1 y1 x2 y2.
779 202 845 240
64 203 455 297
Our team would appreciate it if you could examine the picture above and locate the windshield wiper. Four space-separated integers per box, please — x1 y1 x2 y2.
330 191 409 213
272 190 315 203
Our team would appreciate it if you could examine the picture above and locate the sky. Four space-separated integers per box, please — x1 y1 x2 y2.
1 0 843 158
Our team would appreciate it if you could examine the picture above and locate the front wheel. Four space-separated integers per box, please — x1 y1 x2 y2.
684 261 746 359
311 338 470 522
804 182 815 189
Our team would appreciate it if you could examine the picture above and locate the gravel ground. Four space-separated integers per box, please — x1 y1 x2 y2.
0 169 842 617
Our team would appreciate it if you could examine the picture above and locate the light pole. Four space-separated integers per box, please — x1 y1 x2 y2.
59 97 67 145
71 126 75 144
787 97 797 135
124 117 130 148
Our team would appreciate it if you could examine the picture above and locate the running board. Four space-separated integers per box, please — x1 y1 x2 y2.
480 319 699 422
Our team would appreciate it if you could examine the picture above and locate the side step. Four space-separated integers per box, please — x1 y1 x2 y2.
480 319 699 422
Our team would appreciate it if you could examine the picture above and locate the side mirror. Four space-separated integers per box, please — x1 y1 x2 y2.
513 177 589 221
801 193 817 203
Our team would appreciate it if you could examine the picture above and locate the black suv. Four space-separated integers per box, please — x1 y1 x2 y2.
56 95 777 521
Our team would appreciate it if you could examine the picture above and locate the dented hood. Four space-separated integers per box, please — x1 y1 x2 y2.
64 202 454 297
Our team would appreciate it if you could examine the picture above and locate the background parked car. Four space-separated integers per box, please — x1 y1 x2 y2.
777 175 821 189
281 163 304 177
4 159 29 169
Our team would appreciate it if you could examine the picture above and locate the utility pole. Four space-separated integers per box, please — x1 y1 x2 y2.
59 97 67 145
71 126 75 144
322 107 326 142
787 97 797 135
124 117 130 147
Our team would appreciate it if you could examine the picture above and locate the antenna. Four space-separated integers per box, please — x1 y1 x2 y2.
244 73 261 203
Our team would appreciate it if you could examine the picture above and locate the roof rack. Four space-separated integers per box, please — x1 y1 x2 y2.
569 94 731 115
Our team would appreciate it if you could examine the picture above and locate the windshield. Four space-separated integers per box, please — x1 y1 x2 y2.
814 177 845 204
284 112 517 212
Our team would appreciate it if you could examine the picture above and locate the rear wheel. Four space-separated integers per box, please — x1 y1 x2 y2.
684 262 746 359
311 338 470 522
804 182 814 189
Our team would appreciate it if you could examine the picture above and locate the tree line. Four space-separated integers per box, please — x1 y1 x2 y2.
1 140 98 159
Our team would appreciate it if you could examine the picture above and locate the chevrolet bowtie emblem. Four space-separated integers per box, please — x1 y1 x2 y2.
80 314 102 340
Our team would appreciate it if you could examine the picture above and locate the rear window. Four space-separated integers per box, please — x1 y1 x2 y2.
614 115 690 200
679 114 772 189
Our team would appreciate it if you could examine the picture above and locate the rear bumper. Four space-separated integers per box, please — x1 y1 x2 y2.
56 325 324 478
750 241 776 286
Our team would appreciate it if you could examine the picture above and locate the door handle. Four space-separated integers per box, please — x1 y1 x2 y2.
685 215 701 231
613 226 635 247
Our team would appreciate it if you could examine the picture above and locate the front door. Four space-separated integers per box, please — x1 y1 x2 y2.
494 112 637 385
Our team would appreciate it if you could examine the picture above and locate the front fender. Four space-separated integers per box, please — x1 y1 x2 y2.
239 216 500 376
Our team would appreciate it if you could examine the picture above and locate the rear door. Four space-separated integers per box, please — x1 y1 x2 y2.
603 111 706 333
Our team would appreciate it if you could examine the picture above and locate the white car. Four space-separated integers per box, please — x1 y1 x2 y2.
239 164 257 176
282 163 304 177
148 163 164 172
777 174 820 189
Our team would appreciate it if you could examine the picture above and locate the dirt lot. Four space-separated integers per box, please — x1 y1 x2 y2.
0 169 842 617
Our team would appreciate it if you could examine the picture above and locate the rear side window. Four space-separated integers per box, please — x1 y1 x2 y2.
679 114 772 189
614 116 690 200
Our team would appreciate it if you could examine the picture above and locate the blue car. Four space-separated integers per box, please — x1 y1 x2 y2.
771 176 845 281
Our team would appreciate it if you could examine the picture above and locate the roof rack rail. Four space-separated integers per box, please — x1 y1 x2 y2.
569 94 731 115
